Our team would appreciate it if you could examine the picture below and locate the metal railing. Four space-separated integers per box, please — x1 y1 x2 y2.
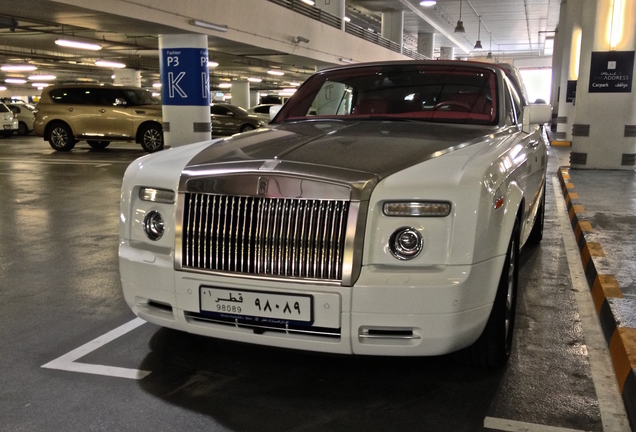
268 0 426 60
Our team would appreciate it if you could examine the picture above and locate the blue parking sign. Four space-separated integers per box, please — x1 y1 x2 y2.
160 48 210 106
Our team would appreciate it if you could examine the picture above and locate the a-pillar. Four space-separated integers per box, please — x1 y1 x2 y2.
381 11 404 53
554 0 583 145
570 0 636 170
418 32 435 59
158 34 211 148
231 81 250 109
114 69 141 87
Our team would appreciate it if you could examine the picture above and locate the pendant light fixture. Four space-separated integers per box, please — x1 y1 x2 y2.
486 33 493 59
454 0 465 33
474 17 483 50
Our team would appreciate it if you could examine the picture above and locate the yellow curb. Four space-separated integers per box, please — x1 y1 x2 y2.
552 140 572 147
587 242 605 257
578 220 593 232
610 328 636 392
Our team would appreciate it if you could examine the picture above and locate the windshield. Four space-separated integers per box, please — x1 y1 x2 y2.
273 64 498 125
122 89 161 106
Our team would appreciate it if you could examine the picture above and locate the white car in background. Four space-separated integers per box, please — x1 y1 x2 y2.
0 103 18 137
246 103 282 121
119 60 551 367
6 102 35 136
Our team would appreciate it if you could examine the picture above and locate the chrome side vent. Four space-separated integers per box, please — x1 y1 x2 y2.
182 193 349 281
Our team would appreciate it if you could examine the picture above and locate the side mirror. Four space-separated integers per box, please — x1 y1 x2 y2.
522 104 551 133
269 105 282 120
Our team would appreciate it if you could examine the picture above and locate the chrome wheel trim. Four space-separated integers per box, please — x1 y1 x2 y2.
504 235 517 352
143 128 162 150
51 127 68 148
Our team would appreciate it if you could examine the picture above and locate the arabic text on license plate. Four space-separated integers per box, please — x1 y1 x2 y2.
200 287 312 323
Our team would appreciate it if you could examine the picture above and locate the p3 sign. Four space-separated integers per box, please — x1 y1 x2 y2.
160 48 210 106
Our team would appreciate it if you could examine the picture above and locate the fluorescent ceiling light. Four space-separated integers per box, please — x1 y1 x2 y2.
152 82 162 88
32 83 49 87
420 1 436 6
95 60 126 69
301 0 315 5
340 57 353 63
5 78 27 84
1 64 36 72
191 19 228 32
218 83 232 88
208 61 219 68
247 77 262 83
344 16 351 22
267 70 285 76
289 81 301 86
55 39 102 51
28 74 56 81
0 86 6 91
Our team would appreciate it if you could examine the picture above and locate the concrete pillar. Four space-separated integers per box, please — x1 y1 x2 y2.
549 0 567 131
440 46 455 60
570 0 636 170
418 32 435 59
250 91 259 108
114 69 141 87
381 11 404 52
158 34 211 147
231 81 250 109
554 0 583 144
316 0 346 30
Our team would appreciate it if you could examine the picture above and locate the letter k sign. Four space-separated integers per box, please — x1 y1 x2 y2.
168 71 187 98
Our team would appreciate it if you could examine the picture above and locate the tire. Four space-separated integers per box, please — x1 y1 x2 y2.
18 122 29 136
240 124 256 133
457 219 520 367
139 124 163 152
87 140 110 149
48 123 76 151
527 183 545 245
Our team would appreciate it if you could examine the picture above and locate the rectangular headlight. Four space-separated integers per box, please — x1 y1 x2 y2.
383 201 451 217
139 187 175 204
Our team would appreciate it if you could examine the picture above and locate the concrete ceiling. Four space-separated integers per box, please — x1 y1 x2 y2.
0 0 561 98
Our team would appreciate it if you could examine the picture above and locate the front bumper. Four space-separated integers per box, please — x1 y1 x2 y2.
120 243 504 356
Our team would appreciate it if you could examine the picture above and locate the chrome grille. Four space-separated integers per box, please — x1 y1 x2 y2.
182 193 350 281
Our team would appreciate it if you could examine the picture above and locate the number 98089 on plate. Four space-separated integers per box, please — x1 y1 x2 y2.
200 287 313 325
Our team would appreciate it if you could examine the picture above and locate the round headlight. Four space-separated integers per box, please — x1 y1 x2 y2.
143 211 165 241
389 227 423 260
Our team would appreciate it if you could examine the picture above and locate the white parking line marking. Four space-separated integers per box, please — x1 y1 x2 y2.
41 318 151 380
552 177 630 431
484 416 589 432
0 157 127 165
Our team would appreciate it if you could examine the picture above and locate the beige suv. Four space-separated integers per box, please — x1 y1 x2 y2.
34 84 163 152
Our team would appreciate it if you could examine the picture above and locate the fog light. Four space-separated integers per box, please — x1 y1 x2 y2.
143 211 165 241
389 227 423 260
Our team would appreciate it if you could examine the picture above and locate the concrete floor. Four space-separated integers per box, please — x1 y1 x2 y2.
0 135 629 431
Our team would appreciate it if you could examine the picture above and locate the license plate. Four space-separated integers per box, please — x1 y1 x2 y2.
200 287 313 325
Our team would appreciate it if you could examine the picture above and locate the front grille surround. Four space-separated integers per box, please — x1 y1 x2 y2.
176 190 362 285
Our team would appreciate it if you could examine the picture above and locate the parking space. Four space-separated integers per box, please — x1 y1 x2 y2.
0 136 629 431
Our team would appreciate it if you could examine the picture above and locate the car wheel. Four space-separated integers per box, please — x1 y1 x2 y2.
457 218 520 367
527 183 545 245
87 140 111 149
48 123 76 151
240 124 256 133
139 124 163 152
18 122 29 136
